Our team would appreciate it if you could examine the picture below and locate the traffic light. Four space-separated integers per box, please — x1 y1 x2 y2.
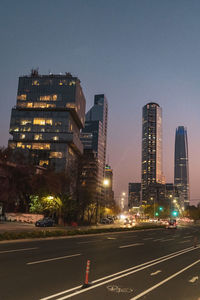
159 206 163 211
172 210 178 217
155 212 159 216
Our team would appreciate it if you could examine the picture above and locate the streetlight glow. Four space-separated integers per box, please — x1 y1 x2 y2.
103 179 109 186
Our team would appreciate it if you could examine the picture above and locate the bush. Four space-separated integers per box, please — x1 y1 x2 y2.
0 224 164 241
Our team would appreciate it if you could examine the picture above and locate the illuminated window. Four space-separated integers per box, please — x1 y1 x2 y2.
27 103 33 108
52 136 59 141
33 118 45 125
26 145 31 149
34 134 43 140
47 104 56 108
55 121 62 126
39 160 49 166
9 142 16 149
68 148 74 156
59 81 63 86
32 80 39 86
33 118 52 125
20 134 25 139
14 127 19 132
66 103 76 109
69 81 76 86
32 143 50 150
17 142 22 148
49 152 63 158
20 120 32 125
34 102 46 108
69 123 73 131
17 94 27 100
39 95 57 101
46 119 52 125
17 102 27 108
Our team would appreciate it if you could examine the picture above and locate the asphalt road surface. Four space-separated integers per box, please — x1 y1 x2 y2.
1 224 200 300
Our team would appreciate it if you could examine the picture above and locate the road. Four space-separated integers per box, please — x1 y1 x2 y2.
1 224 200 300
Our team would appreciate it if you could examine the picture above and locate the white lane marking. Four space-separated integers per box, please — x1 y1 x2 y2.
77 241 96 244
107 237 116 240
153 239 163 242
27 253 81 265
161 239 174 242
119 243 144 249
189 276 198 283
130 259 200 300
179 240 191 244
40 245 200 300
0 247 38 254
150 270 162 276
143 238 153 240
184 235 193 239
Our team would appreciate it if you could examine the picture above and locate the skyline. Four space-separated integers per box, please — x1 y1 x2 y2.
1 0 200 204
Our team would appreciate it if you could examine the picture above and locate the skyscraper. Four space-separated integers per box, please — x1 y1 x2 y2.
9 70 86 171
141 102 164 204
81 94 108 187
81 94 108 216
174 126 189 207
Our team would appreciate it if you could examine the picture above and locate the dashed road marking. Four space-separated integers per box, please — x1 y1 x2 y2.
119 243 144 249
150 270 162 276
27 253 81 265
179 240 191 244
0 247 38 254
189 276 198 283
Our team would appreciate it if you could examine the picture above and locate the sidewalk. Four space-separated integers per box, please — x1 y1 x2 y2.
0 221 126 233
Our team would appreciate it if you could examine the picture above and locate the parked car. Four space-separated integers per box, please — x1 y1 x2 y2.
35 217 55 227
107 216 114 224
100 218 111 224
166 219 177 229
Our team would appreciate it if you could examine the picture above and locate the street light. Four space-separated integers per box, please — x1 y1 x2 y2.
103 179 109 186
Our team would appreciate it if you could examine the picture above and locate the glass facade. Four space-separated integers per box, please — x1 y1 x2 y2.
9 71 86 171
174 126 190 207
142 102 163 204
81 94 108 202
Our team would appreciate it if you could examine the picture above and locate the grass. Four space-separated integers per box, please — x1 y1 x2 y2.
0 224 165 241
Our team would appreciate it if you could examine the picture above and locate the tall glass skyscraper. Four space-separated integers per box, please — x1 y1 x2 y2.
174 126 189 207
141 102 163 204
81 94 108 183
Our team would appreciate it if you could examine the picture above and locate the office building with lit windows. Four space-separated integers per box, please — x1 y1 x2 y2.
128 183 141 208
104 164 114 205
8 70 86 171
174 126 189 207
141 102 164 204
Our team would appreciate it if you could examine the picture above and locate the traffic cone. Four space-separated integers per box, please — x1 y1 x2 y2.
82 260 92 288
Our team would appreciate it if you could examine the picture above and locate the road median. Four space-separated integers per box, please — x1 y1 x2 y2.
0 223 165 242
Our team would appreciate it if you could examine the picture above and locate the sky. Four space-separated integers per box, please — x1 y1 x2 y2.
1 0 200 205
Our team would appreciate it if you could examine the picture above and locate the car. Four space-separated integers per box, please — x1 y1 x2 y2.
35 217 55 227
166 219 177 229
100 218 110 224
124 218 135 226
107 216 114 224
